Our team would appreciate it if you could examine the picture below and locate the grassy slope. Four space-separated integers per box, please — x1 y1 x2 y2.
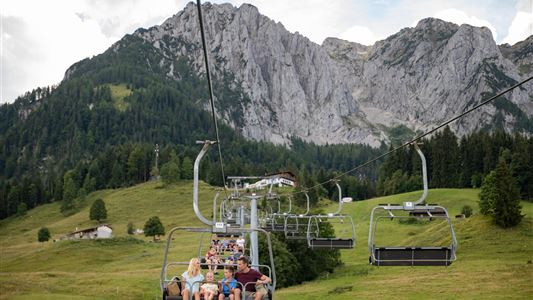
108 83 131 112
0 180 217 299
278 189 533 300
0 183 532 299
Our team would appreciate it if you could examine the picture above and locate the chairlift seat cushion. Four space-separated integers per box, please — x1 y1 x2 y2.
272 224 285 232
372 246 453 266
285 224 299 232
309 238 354 249
409 208 447 217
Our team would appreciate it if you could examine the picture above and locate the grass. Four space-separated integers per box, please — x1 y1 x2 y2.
278 189 533 299
108 83 132 112
0 183 532 299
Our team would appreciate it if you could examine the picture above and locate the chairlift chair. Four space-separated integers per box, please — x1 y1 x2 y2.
161 140 276 299
283 193 312 240
307 214 356 249
306 181 356 249
368 143 458 266
263 193 293 232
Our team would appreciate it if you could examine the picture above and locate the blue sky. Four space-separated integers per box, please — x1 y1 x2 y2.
1 0 532 104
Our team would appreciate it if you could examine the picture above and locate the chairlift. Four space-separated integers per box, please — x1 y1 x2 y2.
161 227 276 300
306 181 356 249
368 143 458 266
161 140 276 299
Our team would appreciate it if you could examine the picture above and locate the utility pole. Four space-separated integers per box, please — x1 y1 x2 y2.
154 144 160 179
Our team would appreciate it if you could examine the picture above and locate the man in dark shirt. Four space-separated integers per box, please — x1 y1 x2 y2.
234 256 271 300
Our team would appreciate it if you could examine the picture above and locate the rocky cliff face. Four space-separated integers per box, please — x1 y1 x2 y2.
134 2 532 146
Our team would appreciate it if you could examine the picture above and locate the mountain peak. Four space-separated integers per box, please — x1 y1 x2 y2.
131 5 531 146
415 17 458 31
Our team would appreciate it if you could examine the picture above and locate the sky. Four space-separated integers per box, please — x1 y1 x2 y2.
1 0 532 104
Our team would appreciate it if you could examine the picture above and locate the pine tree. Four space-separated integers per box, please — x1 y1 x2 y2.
160 161 180 186
110 161 124 188
479 171 497 215
16 202 27 216
144 216 165 241
61 170 78 213
181 157 193 180
492 160 523 228
89 198 107 223
82 174 96 193
127 145 145 183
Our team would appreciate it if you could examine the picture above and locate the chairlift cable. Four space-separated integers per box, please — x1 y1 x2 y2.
196 0 229 197
281 75 533 197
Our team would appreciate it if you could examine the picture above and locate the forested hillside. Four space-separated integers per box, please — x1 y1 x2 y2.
0 35 383 219
1 33 532 221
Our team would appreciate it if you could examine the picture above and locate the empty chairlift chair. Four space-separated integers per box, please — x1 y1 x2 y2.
283 193 312 240
368 143 458 266
265 194 293 232
306 181 356 249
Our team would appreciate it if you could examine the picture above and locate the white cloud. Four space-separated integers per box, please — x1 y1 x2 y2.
502 11 533 45
339 25 379 46
1 0 186 104
432 8 498 40
0 0 525 104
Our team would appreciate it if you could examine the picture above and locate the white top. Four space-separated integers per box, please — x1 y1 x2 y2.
236 238 245 248
182 271 204 293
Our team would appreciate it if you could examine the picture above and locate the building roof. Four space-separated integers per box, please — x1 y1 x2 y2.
265 170 296 178
67 224 112 235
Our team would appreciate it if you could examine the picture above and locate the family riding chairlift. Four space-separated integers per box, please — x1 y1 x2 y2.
306 181 356 249
160 141 277 300
368 143 458 266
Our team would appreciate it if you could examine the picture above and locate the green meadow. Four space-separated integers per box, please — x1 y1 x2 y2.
0 181 531 299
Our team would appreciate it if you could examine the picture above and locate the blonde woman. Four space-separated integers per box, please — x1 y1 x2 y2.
182 258 204 300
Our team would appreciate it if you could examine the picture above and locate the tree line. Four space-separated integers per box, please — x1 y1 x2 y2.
377 127 532 201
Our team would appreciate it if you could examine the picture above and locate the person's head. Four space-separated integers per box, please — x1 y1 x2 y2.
224 266 234 279
237 256 249 272
206 271 214 281
187 257 201 277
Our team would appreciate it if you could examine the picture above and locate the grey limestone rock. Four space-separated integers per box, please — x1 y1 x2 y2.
135 3 532 147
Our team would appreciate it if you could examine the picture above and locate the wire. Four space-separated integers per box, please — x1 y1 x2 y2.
196 0 228 195
280 75 533 197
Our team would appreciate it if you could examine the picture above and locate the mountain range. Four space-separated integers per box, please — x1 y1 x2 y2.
114 2 533 147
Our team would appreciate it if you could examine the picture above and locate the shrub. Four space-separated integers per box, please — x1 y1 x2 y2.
127 222 134 235
461 205 473 218
38 227 51 242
